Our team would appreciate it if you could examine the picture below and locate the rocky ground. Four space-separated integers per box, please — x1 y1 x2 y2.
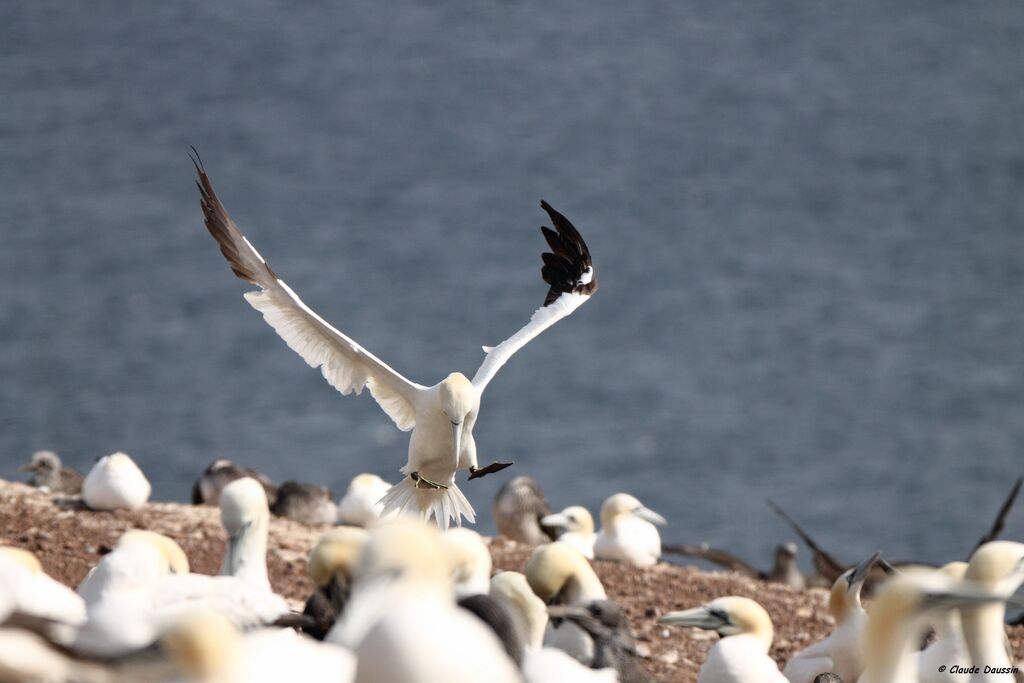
1 478 1021 682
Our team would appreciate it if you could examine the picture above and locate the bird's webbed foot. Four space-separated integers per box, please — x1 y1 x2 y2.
410 472 448 489
468 461 514 481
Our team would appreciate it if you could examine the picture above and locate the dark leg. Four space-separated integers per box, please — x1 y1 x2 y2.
468 461 514 481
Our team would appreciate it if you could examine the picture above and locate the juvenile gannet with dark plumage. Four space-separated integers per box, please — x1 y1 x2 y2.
493 476 553 544
195 155 598 529
541 505 596 559
548 600 654 682
218 477 271 590
17 450 83 494
660 596 788 683
960 541 1024 682
81 452 151 511
192 458 278 507
270 481 338 526
336 473 392 527
783 552 880 683
593 493 665 567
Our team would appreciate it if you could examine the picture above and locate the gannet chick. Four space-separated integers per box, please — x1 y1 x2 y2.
548 600 653 682
915 562 970 683
81 452 151 511
0 546 86 625
218 477 271 590
493 476 553 544
526 541 607 664
196 157 598 529
541 505 596 559
660 596 787 683
961 541 1024 680
270 481 337 526
593 493 665 567
302 527 369 640
771 542 806 589
17 450 83 494
783 552 880 683
336 473 392 527
191 458 278 507
442 527 492 598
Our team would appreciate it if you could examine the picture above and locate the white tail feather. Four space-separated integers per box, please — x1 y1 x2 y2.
377 477 476 530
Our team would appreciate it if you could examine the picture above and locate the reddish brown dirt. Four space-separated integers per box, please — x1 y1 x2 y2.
1 480 1021 682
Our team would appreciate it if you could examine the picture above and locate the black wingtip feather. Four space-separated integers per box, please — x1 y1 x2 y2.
537 201 598 306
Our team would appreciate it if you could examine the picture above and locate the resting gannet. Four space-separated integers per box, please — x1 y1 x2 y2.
337 473 392 527
961 541 1024 682
783 552 880 683
663 541 806 589
526 541 607 664
303 527 369 640
542 505 596 559
660 596 787 683
192 458 278 507
0 546 86 625
219 477 271 590
593 493 665 567
493 476 553 544
914 562 971 683
81 452 151 511
195 155 598 529
270 481 338 526
17 450 83 494
442 527 492 598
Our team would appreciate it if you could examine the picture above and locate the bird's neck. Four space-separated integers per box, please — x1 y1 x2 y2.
961 603 1012 669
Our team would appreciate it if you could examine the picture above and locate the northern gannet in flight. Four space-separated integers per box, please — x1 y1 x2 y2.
194 155 598 530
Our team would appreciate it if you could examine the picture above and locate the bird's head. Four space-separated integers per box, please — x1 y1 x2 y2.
18 450 60 475
439 372 475 424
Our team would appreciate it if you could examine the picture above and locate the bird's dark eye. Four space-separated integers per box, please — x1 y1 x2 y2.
709 607 729 623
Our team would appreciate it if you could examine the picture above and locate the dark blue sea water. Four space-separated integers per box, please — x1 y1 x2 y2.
2 1 1023 571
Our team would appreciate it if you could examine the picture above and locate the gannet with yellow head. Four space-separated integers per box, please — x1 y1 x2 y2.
961 541 1024 681
783 552 880 683
337 473 393 527
541 505 596 559
81 452 151 511
303 527 369 640
593 493 666 567
915 561 971 683
442 527 493 599
661 596 787 683
195 155 598 529
0 546 86 625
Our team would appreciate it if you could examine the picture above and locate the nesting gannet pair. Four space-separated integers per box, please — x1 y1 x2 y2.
337 473 393 527
192 457 278 506
493 475 554 544
542 505 597 559
81 452 151 510
17 450 83 494
593 493 666 567
195 155 598 529
783 552 881 683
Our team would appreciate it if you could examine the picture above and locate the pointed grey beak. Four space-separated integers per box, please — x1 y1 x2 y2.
547 605 590 620
636 506 667 526
16 463 34 472
659 605 727 630
220 521 251 576
541 513 570 530
848 551 882 590
450 422 462 469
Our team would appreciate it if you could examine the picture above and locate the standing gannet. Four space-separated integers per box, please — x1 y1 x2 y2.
337 473 392 527
914 562 971 683
961 541 1024 681
17 450 83 494
195 156 598 530
218 477 271 590
0 547 86 625
493 476 553 544
541 505 596 559
783 552 880 683
593 493 666 567
270 481 338 526
526 541 607 664
660 596 788 683
303 527 369 640
192 458 278 507
81 452 151 510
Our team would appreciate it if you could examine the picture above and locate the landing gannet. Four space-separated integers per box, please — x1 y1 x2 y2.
270 480 338 526
337 473 392 527
303 527 369 640
493 476 553 545
195 157 598 529
593 493 665 567
660 596 788 683
961 541 1024 681
81 452 151 511
219 477 271 589
17 450 83 494
526 541 607 664
192 458 278 507
0 546 86 625
541 505 596 559
783 552 880 683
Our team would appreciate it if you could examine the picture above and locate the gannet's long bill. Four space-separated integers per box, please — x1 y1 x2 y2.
195 156 598 530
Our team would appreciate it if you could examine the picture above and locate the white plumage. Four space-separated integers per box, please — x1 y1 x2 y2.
337 473 393 527
593 493 665 567
0 547 85 625
81 452 151 511
541 505 596 559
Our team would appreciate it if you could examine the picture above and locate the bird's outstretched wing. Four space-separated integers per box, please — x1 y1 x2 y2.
194 152 425 430
662 543 765 579
968 475 1023 559
472 201 598 392
765 499 846 582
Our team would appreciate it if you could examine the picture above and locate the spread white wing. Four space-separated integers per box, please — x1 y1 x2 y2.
472 201 598 392
195 154 425 431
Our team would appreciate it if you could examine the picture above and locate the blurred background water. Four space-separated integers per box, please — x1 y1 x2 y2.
2 1 1022 570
